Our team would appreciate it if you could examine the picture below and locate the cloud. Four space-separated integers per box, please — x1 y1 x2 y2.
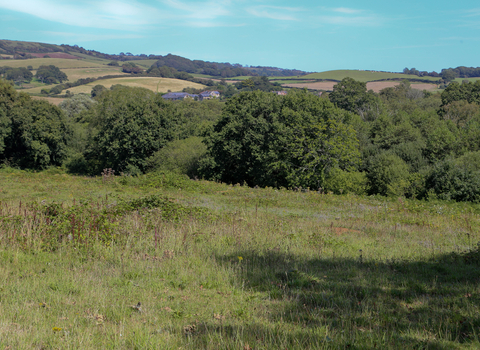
162 0 230 20
318 15 382 27
0 0 161 30
333 8 362 14
42 31 144 42
247 5 303 21
463 8 480 17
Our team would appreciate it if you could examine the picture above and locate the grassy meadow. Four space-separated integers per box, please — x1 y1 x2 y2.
0 168 479 349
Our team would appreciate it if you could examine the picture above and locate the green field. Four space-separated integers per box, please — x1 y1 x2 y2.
59 77 206 94
61 67 127 81
454 77 480 83
301 70 440 82
124 59 158 69
0 169 479 349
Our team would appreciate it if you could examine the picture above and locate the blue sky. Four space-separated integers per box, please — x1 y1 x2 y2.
0 0 479 73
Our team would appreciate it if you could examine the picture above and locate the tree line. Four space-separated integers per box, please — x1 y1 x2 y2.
2 76 480 203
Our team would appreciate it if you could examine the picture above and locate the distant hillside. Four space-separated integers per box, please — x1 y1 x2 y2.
0 40 64 56
0 39 308 77
302 70 440 83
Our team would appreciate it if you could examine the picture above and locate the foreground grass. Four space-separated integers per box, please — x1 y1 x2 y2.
0 169 479 349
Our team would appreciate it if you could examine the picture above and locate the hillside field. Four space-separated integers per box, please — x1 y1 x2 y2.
60 77 206 94
282 81 440 92
301 70 440 83
0 57 107 70
0 169 479 349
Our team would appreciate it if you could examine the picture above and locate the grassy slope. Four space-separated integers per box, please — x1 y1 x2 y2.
60 67 127 81
301 70 440 82
0 169 479 349
59 77 206 94
0 58 107 70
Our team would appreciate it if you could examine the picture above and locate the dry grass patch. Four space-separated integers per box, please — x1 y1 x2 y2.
30 96 65 105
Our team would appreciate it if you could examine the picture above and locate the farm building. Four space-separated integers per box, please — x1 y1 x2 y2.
199 90 220 100
161 92 198 100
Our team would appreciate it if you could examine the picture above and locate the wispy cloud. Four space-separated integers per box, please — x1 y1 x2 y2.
463 8 480 17
42 31 144 42
318 15 382 27
0 0 160 30
313 7 383 27
162 0 230 20
333 8 362 14
247 5 303 21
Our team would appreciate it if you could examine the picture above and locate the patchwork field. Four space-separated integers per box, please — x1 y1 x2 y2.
0 169 479 349
60 77 206 94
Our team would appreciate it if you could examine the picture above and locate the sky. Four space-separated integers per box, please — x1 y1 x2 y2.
0 0 479 73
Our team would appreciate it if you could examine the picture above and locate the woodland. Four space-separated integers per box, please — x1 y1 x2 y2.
1 76 480 203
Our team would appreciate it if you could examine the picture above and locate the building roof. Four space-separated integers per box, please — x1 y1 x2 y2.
162 92 198 99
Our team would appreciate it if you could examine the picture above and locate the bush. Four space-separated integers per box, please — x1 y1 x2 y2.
146 137 207 177
367 152 410 196
424 160 480 203
324 168 367 195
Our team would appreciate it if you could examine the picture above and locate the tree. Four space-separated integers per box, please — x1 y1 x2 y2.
59 94 96 120
91 84 107 98
121 62 143 74
0 79 70 169
35 65 68 84
199 90 360 188
84 86 180 174
4 67 33 86
329 77 384 120
441 69 456 83
366 152 410 196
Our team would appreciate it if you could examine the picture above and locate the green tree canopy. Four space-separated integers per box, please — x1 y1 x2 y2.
0 79 70 169
199 90 360 188
329 77 383 120
35 65 68 84
84 86 180 174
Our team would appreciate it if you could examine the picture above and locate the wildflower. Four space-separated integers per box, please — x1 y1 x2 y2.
52 327 62 332
238 256 243 262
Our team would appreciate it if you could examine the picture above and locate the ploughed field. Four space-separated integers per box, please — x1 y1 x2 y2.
0 168 479 349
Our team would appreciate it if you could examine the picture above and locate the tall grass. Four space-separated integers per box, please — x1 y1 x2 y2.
0 168 479 349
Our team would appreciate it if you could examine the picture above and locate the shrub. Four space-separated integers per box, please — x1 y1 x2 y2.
367 152 410 196
424 160 480 203
324 168 367 195
146 136 207 177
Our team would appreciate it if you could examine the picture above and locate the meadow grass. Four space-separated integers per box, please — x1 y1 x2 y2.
0 168 479 349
